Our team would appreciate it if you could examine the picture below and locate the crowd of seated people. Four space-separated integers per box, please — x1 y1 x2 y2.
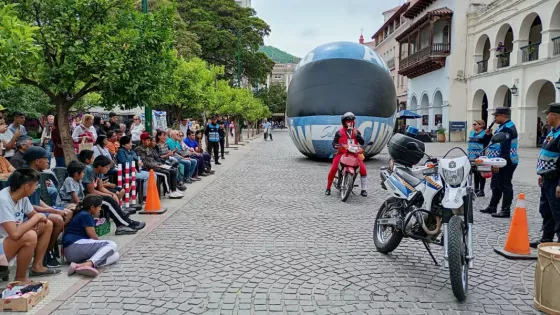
0 111 222 281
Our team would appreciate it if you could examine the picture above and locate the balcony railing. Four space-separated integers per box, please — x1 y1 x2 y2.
400 44 450 68
553 37 560 56
497 52 510 68
386 58 395 69
477 60 488 74
521 42 540 62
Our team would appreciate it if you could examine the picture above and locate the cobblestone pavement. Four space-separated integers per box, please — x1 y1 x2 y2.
52 131 546 315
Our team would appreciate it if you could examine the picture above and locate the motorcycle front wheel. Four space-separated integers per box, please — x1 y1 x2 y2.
447 215 468 301
340 173 354 202
373 198 403 253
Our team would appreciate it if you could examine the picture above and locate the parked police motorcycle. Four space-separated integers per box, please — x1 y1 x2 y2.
374 132 507 301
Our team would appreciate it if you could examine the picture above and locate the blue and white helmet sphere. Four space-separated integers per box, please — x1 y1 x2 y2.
286 41 397 159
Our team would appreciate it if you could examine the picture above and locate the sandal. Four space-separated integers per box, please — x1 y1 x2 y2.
68 262 78 276
29 267 62 277
75 266 99 277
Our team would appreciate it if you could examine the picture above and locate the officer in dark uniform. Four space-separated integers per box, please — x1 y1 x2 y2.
531 103 560 248
480 107 518 218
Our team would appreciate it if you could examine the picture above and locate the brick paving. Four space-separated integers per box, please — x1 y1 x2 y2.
48 131 547 314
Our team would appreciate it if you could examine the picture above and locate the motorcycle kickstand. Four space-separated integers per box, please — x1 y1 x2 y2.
422 241 440 266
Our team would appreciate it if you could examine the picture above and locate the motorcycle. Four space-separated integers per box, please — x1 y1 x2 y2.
374 133 508 301
333 141 374 202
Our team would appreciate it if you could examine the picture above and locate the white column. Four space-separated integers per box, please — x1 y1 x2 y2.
517 106 538 147
540 28 560 59
511 39 528 66
428 106 435 131
488 48 497 72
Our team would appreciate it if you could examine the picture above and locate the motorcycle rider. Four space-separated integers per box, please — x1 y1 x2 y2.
325 112 368 197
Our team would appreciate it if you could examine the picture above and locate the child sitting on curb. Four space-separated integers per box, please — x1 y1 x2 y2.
64 195 119 277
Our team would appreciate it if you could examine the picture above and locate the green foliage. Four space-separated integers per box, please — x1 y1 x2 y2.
0 3 38 88
257 82 287 114
0 85 52 118
258 46 300 64
178 0 274 86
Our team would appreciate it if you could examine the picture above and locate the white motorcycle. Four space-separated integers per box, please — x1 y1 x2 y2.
375 133 507 301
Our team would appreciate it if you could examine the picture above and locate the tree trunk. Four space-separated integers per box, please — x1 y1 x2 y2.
225 115 230 148
234 117 239 145
56 103 77 164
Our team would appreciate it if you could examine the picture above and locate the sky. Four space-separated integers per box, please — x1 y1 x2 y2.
252 0 407 58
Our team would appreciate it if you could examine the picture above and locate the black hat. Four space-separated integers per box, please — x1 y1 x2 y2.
543 103 560 114
491 107 511 116
109 112 117 117
23 146 48 163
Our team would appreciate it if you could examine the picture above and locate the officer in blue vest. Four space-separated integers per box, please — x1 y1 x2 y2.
468 120 490 197
531 103 560 248
204 116 222 165
480 107 518 218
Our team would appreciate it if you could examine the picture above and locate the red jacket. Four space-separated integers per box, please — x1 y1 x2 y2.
332 127 364 153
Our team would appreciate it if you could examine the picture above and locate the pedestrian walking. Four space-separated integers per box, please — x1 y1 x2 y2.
468 120 490 197
263 120 273 141
531 103 560 248
480 107 518 218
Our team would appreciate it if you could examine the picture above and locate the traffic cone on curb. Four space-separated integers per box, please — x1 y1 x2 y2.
494 193 537 260
138 170 167 215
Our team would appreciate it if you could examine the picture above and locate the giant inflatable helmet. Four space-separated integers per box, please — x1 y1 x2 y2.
286 41 397 159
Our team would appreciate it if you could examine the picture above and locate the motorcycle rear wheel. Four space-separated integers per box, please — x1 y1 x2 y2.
448 215 468 301
340 173 354 202
373 198 403 253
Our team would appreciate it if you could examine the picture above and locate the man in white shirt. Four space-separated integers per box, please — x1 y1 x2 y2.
179 118 190 139
0 168 61 282
8 112 27 136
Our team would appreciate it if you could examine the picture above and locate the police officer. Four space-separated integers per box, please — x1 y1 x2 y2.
531 103 560 248
480 107 518 218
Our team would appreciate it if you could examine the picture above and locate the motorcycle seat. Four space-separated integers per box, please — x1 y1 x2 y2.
395 167 423 187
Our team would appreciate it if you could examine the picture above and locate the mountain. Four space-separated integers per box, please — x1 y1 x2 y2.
258 46 301 64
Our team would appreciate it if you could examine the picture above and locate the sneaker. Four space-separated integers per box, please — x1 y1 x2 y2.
185 178 193 184
480 206 497 214
177 184 187 191
215 162 222 165
129 220 146 231
123 208 137 215
44 250 61 268
221 156 225 160
115 225 137 235
191 177 201 181
476 191 485 197
325 189 331 196
361 190 368 197
169 191 184 199
200 172 208 177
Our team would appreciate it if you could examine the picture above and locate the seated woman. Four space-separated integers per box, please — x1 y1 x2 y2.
92 135 117 177
64 195 119 277
116 136 149 197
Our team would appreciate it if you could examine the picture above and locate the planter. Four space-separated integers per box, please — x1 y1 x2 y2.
437 133 446 143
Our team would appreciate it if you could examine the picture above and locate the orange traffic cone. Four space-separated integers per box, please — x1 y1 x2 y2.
139 170 167 215
494 193 537 260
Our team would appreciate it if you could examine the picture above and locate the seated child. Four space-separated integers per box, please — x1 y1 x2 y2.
0 168 61 281
64 195 119 277
80 154 145 235
55 161 86 209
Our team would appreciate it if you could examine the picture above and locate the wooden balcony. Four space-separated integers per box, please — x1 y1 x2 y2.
398 44 450 78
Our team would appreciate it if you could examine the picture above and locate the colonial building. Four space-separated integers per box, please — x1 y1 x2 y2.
466 0 560 147
234 0 251 8
369 2 412 109
266 63 296 90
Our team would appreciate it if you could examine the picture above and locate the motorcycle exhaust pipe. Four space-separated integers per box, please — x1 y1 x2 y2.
467 223 474 269
443 223 449 268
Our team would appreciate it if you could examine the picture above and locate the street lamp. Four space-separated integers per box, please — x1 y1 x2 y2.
555 77 560 91
142 0 152 133
510 84 518 96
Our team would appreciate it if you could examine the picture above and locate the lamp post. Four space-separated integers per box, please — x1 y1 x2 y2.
142 0 152 133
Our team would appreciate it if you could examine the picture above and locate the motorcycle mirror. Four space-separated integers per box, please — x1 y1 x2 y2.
491 132 507 144
406 142 420 150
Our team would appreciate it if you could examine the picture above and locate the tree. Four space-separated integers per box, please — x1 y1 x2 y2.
257 82 287 114
178 0 274 86
7 0 178 163
0 3 38 88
